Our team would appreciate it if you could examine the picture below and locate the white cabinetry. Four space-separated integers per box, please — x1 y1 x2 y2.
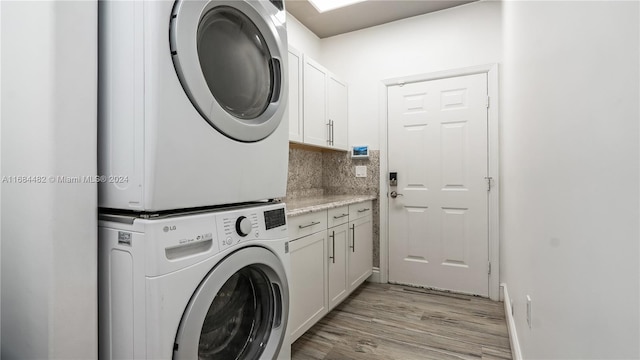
288 211 328 341
288 200 373 342
348 202 373 291
327 75 348 150
327 206 350 310
287 47 303 142
300 56 348 151
302 57 327 147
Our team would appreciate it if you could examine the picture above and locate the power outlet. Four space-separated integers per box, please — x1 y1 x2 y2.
355 166 367 178
526 295 532 329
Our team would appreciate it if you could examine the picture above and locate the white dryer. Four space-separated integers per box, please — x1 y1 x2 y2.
98 0 289 212
99 202 290 359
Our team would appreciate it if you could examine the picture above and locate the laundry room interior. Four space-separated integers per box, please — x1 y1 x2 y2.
1 0 638 359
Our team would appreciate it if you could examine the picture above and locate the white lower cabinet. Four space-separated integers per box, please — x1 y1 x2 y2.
348 215 373 291
288 200 373 342
289 229 328 342
328 223 349 310
347 202 373 291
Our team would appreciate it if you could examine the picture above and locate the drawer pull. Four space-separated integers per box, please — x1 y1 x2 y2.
357 208 370 213
333 213 349 219
298 221 321 229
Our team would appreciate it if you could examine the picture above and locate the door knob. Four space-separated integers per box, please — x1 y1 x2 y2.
390 191 403 198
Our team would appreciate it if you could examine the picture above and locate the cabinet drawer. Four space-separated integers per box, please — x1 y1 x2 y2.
288 210 328 239
327 206 349 228
348 201 372 221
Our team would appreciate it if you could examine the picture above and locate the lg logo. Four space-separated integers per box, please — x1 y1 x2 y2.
163 225 177 233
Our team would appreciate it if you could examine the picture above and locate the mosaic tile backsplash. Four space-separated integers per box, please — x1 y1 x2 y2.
286 146 381 267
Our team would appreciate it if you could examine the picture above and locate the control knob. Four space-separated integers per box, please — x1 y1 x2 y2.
235 216 252 237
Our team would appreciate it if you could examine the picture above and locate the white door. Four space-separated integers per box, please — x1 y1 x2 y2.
388 73 489 296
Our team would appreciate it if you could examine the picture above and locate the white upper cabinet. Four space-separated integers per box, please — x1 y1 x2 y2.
302 56 328 147
327 75 348 150
291 52 348 151
287 47 303 143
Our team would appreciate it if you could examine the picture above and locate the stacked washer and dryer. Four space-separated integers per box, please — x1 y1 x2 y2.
97 1 291 359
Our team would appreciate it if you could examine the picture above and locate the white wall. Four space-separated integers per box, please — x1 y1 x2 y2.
502 1 639 359
286 13 322 60
319 1 503 149
1 1 98 358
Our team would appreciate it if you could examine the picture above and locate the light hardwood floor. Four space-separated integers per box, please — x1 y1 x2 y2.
291 282 512 360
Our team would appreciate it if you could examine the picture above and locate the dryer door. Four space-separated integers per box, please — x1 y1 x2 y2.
170 0 287 142
174 246 289 360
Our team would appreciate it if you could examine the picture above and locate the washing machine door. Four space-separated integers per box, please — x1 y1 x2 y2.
174 246 289 360
170 0 287 142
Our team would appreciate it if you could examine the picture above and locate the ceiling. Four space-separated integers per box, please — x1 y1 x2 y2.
285 0 478 39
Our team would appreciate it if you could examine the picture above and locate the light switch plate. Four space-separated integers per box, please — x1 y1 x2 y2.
355 166 367 178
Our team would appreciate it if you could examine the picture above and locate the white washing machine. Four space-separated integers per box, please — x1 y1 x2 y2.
98 0 289 212
99 202 291 359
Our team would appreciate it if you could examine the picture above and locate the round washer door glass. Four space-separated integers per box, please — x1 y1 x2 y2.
173 246 289 360
199 266 273 358
170 1 287 142
198 7 272 120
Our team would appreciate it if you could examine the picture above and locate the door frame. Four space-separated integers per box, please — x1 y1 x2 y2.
378 64 500 300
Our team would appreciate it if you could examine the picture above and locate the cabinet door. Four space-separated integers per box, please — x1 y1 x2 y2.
289 230 328 342
348 215 373 292
327 223 349 310
327 75 348 150
303 57 328 147
288 47 303 142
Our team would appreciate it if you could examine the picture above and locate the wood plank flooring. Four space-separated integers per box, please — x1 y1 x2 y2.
291 282 512 360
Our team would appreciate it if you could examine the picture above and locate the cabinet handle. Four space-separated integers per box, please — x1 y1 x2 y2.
327 121 332 145
357 208 370 213
350 224 355 252
298 221 320 229
330 120 334 146
329 230 335 263
333 213 349 219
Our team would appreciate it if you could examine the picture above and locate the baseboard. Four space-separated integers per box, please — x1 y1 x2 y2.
501 283 522 360
367 267 382 283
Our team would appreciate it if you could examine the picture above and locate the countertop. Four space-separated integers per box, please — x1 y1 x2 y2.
284 194 377 217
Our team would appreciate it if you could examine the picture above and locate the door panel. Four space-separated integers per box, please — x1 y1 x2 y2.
388 73 489 296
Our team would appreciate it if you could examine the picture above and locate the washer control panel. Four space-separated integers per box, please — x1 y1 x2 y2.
217 203 287 251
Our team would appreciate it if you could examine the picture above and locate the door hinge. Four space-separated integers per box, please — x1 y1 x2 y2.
486 96 490 108
484 176 493 192
488 261 492 275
